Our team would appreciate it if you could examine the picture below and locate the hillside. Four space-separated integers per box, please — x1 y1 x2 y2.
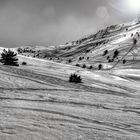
0 21 140 140
17 21 140 70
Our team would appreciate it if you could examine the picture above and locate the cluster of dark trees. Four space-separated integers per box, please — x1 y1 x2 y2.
107 50 119 63
75 63 93 70
106 49 127 65
17 48 35 54
79 56 84 61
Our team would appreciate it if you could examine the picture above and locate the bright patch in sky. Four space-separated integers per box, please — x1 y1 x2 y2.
128 0 140 11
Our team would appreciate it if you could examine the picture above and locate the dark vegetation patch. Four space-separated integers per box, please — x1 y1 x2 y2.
22 62 27 65
1 49 19 66
69 74 82 83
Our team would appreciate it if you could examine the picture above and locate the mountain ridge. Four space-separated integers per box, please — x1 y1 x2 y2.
11 20 140 70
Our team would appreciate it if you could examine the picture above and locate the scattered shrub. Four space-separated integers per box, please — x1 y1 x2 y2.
79 57 82 61
133 38 137 45
98 64 102 70
75 64 80 67
18 47 35 53
68 59 72 63
1 49 19 66
123 59 126 64
87 57 89 60
79 57 84 61
86 50 90 53
22 62 27 65
72 41 75 45
107 56 110 60
136 32 140 37
17 48 23 53
82 64 86 68
69 74 82 83
113 50 119 59
108 59 111 63
103 50 108 56
96 43 98 46
89 66 93 69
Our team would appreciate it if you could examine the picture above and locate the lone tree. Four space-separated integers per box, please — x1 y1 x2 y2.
22 61 27 65
89 66 93 69
1 49 19 66
82 64 86 68
68 59 72 63
108 59 112 63
75 64 80 67
133 38 137 45
79 57 82 61
113 50 119 59
103 50 108 56
98 64 102 70
107 56 110 60
123 59 126 64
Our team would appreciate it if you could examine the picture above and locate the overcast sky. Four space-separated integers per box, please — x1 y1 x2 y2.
0 0 137 47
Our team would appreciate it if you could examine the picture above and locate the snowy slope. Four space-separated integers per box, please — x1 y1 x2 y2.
0 53 139 140
56 21 140 70
15 21 140 71
0 21 140 140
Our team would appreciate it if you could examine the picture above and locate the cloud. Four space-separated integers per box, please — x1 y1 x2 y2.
0 0 136 47
43 6 55 18
96 6 110 22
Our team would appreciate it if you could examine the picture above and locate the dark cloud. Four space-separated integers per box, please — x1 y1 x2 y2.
0 0 136 47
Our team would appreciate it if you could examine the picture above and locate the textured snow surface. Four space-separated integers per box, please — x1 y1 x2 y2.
0 55 140 140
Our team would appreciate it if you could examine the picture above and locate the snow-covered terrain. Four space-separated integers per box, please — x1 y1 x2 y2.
1 21 140 140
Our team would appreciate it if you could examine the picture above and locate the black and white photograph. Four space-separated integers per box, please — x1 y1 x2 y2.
0 0 140 139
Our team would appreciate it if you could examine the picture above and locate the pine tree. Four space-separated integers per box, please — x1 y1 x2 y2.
103 50 108 56
123 59 126 64
1 49 19 66
69 74 82 83
98 64 102 70
113 50 119 59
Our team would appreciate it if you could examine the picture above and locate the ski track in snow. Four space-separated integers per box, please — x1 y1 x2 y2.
0 55 140 140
